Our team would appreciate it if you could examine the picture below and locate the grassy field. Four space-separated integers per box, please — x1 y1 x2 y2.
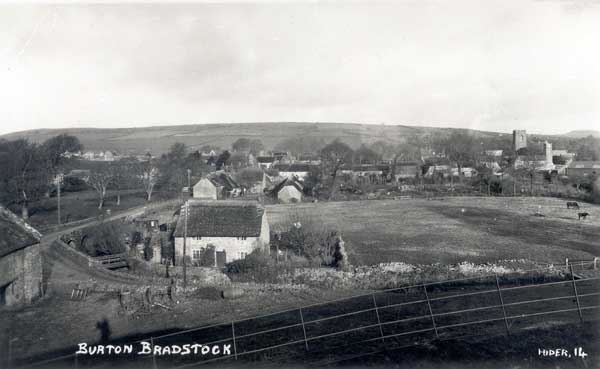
23 189 178 232
266 197 600 266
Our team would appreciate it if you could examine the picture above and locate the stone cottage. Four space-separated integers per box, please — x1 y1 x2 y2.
271 178 303 203
173 200 270 267
192 172 241 200
0 205 43 306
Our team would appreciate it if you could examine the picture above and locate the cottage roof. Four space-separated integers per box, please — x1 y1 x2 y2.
568 161 600 169
273 163 311 172
208 172 240 190
271 178 303 195
173 200 265 238
0 205 42 258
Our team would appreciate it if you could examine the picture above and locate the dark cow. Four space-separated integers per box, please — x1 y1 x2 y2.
578 212 589 220
567 201 580 209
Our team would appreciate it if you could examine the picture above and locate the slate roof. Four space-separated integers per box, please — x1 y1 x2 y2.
0 205 42 258
173 200 265 238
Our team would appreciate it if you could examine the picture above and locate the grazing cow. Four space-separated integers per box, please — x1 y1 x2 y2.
567 201 580 209
578 212 589 220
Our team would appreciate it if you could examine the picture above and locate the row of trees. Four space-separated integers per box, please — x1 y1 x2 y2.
0 135 83 219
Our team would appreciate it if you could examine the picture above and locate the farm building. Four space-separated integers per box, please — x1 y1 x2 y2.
193 172 241 200
271 178 304 203
0 205 43 307
565 161 600 177
393 161 420 180
273 163 312 181
173 201 270 267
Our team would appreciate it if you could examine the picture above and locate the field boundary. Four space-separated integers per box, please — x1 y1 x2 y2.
13 259 600 369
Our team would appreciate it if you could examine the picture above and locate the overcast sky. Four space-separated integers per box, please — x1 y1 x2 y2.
0 1 598 136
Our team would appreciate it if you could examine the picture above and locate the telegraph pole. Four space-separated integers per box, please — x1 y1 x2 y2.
182 201 189 289
187 168 191 190
55 173 63 225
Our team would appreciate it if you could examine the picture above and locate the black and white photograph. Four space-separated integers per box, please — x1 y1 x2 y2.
0 1 599 368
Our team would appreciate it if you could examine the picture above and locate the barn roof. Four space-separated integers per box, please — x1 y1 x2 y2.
207 172 240 190
0 205 42 258
173 200 265 238
271 178 303 195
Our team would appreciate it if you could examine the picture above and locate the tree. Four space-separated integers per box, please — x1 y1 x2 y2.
139 160 158 201
0 139 48 219
232 138 263 154
89 166 113 210
110 159 136 205
229 152 249 169
354 144 381 164
40 134 83 170
442 131 477 182
320 139 354 199
216 150 231 170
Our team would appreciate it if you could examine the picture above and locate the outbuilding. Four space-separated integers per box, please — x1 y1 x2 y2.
0 205 43 306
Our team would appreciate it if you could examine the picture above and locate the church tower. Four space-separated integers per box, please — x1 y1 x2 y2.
512 130 527 152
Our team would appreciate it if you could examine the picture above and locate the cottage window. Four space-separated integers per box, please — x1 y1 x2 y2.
240 252 247 259
195 236 202 240
237 237 247 241
192 250 201 260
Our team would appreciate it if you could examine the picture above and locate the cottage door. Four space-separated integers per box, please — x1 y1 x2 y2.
216 251 227 268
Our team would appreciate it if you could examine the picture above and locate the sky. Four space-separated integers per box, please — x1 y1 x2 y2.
0 1 599 136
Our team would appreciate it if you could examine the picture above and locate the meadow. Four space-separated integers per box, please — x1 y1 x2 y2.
266 197 600 266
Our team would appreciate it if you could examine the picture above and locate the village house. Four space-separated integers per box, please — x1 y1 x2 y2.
272 163 312 181
192 172 241 200
270 178 304 203
565 161 600 177
296 153 322 165
0 205 43 306
173 201 270 267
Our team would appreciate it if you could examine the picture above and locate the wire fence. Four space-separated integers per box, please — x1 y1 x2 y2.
12 260 600 369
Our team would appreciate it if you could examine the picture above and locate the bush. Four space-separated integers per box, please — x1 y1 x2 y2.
79 221 131 256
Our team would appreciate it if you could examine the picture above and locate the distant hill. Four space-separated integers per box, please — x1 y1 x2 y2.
0 122 507 155
562 130 600 138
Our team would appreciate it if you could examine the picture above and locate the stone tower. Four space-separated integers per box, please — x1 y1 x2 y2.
512 130 527 152
543 141 553 165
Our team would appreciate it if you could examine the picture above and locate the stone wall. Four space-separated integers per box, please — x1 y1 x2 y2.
0 243 42 306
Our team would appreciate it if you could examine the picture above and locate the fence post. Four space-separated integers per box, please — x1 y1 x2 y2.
495 275 510 335
231 321 238 359
569 265 584 324
372 292 385 342
594 257 598 270
423 285 439 339
74 353 78 369
151 336 157 369
299 307 309 351
565 258 569 272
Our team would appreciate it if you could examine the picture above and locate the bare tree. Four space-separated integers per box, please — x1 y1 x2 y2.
140 160 158 201
89 167 113 209
320 139 354 199
442 131 477 182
